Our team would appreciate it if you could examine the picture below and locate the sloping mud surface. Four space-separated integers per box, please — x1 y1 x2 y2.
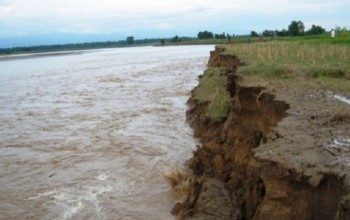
170 47 350 219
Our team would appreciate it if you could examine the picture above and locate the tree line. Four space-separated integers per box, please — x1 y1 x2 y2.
0 38 160 55
194 20 338 40
251 20 326 37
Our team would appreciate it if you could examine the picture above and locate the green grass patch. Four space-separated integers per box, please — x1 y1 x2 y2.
193 68 231 121
276 32 350 44
224 42 350 84
165 37 249 45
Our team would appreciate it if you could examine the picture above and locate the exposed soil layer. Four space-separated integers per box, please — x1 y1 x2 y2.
171 47 350 219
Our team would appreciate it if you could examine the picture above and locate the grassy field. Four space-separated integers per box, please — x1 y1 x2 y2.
193 38 350 121
276 31 350 44
223 41 350 92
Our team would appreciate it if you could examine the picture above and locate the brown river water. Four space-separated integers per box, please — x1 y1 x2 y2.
0 45 213 219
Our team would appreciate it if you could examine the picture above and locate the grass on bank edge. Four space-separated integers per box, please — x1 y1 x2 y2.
223 41 350 93
193 68 231 121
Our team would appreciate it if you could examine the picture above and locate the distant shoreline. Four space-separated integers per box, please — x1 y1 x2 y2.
0 50 84 61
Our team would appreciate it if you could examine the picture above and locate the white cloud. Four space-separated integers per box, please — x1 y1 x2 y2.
210 0 350 15
0 0 349 39
0 5 15 17
4 0 347 19
154 23 172 30
1 0 213 18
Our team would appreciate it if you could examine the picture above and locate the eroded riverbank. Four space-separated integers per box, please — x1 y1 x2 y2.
169 46 350 219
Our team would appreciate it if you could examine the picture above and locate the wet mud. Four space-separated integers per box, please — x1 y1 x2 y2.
169 47 350 219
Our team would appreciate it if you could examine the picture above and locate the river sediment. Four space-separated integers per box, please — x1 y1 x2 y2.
169 46 350 219
0 46 214 219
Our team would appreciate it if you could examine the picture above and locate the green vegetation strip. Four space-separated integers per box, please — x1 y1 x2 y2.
223 41 350 92
193 68 231 121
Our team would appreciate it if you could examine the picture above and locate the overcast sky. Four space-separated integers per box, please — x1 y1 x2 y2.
0 0 349 47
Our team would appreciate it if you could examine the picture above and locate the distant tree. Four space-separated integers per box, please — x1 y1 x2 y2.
171 35 179 42
198 32 203 39
276 29 288 37
262 29 275 37
197 31 214 39
335 26 349 32
160 39 165 45
227 34 232 43
288 20 305 36
214 32 226 39
306 25 326 35
251 31 259 37
0 38 166 55
126 36 134 44
333 26 350 38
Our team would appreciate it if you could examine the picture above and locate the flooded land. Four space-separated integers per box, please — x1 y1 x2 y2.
0 45 214 219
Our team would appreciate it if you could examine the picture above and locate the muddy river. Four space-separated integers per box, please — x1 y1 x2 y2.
0 45 213 219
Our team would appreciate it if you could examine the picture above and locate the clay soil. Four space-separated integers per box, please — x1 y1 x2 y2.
168 47 350 220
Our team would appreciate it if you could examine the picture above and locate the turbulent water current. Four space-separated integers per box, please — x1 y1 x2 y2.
0 45 213 219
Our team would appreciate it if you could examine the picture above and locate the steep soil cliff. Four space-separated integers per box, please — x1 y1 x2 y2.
169 46 350 220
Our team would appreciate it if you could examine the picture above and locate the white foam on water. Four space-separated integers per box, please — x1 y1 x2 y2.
97 172 109 181
61 200 85 219
335 156 350 167
329 137 350 168
330 138 350 152
26 181 112 219
334 94 350 105
334 139 350 146
27 190 57 200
